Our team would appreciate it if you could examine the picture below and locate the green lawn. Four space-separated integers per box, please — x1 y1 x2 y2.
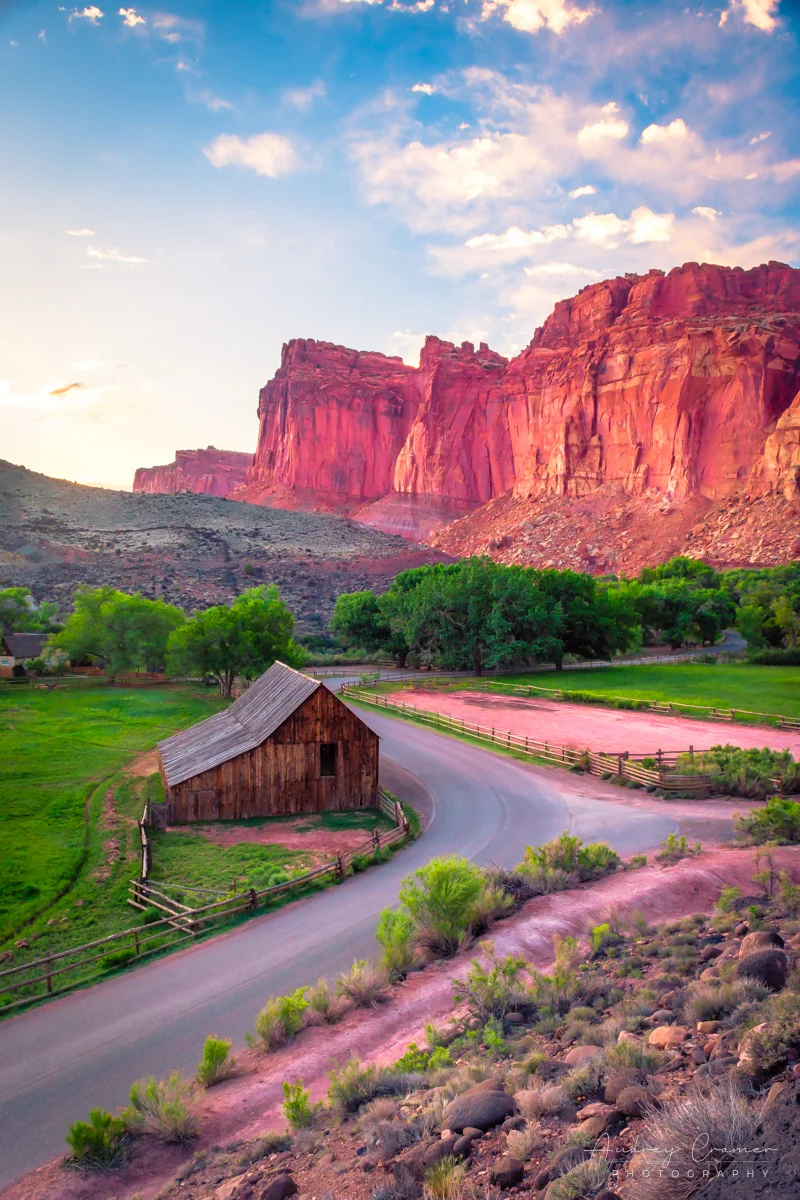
450 662 800 721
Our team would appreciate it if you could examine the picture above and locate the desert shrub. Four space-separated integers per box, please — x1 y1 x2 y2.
633 1079 761 1199
237 1130 293 1163
561 1060 603 1102
516 1082 568 1118
603 1041 663 1072
682 980 769 1025
306 976 349 1024
655 833 701 863
328 1057 381 1114
736 795 800 843
66 1108 127 1168
281 1080 320 1129
519 833 619 882
124 1073 199 1144
590 922 622 955
376 908 416 979
395 1042 452 1073
516 864 577 895
677 746 800 800
738 992 800 1080
506 1122 544 1160
779 870 800 915
563 1122 600 1148
398 856 488 957
336 960 389 1008
423 1156 468 1200
484 866 540 906
548 1159 608 1200
251 988 309 1051
195 1036 234 1088
714 885 741 914
452 945 530 1021
628 854 648 869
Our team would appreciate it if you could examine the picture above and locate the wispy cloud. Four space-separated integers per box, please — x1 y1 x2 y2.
119 7 145 28
0 380 115 413
65 226 96 237
568 184 596 199
151 12 205 44
85 245 147 265
284 81 326 111
203 132 300 178
480 0 594 35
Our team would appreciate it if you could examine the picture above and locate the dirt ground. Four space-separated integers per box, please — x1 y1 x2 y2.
184 819 380 864
397 688 800 756
8 845 799 1200
124 748 160 777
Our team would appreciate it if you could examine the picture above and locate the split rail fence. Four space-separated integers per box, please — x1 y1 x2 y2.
0 791 409 1017
342 684 718 795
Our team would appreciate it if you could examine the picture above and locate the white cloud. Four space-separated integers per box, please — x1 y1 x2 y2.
692 205 721 220
720 0 779 32
0 380 114 413
284 81 326 110
203 132 299 178
151 13 204 43
118 7 144 27
750 131 771 144
412 82 435 95
481 0 593 35
69 6 104 23
577 117 629 146
640 118 689 144
572 210 628 244
38 29 46 40
465 224 569 252
64 226 95 236
523 261 601 277
194 90 234 112
571 206 674 246
568 184 596 199
627 205 675 244
389 329 426 364
85 245 147 265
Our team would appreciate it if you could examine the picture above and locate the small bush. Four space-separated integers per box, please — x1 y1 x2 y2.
561 1060 603 1102
66 1108 127 1168
307 976 349 1025
452 945 529 1021
281 1080 320 1129
738 992 800 1081
682 980 769 1026
516 1083 567 1118
779 870 800 915
423 1155 469 1200
328 1057 380 1114
520 833 619 882
398 856 494 957
590 923 621 955
124 1073 199 1144
715 885 741 914
628 854 648 869
395 1042 452 1073
603 1041 663 1072
376 908 416 979
548 1159 608 1200
736 796 800 844
506 1122 544 1160
251 988 309 1051
336 960 389 1008
655 833 701 863
195 1036 234 1088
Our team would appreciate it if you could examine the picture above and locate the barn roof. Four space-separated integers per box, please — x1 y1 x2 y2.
158 661 321 787
3 633 46 659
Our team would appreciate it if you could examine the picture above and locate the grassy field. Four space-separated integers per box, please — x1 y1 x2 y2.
0 686 395 982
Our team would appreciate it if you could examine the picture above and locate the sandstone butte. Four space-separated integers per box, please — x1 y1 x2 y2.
136 262 800 572
134 447 252 499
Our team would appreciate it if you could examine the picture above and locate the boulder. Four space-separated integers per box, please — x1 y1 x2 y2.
697 1021 722 1034
617 1030 643 1046
581 1113 616 1139
740 931 785 957
604 1069 647 1104
648 1025 687 1049
423 1136 464 1167
442 1086 516 1133
615 1086 656 1118
736 949 789 992
259 1176 298 1200
452 1135 475 1158
735 921 750 937
535 1059 569 1081
490 1157 525 1189
533 1146 589 1189
701 945 723 961
577 1102 615 1121
649 1009 675 1025
564 1045 604 1067
697 1080 800 1199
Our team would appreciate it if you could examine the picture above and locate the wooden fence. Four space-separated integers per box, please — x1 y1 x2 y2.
342 684 717 795
0 792 410 1016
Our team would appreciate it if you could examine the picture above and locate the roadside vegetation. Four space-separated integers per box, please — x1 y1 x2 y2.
60 835 800 1200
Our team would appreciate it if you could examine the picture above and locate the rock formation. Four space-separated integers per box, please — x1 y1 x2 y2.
238 263 800 553
134 447 252 499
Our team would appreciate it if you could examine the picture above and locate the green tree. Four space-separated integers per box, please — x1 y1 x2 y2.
0 586 59 634
536 569 637 668
167 585 305 695
49 586 184 674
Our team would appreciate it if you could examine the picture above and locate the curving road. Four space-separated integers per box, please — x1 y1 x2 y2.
0 697 678 1188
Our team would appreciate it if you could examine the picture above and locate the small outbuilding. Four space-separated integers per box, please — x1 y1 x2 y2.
0 633 47 677
157 660 379 823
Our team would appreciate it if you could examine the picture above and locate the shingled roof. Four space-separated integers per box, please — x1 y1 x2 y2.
158 660 321 787
3 633 46 659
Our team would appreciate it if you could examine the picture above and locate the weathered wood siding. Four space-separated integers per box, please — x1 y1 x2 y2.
164 686 379 823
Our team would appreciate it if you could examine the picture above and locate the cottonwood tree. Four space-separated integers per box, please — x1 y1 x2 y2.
50 586 185 674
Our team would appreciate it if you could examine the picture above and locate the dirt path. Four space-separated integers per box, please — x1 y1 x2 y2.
184 819 383 864
7 845 798 1200
397 688 800 756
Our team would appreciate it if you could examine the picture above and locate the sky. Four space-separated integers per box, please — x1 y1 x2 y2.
1 0 799 489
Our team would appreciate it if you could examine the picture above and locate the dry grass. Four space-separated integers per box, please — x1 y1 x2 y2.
516 1082 568 1118
336 960 390 1009
506 1122 545 1160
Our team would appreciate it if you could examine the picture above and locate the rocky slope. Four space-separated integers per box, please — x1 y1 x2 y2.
133 447 252 499
0 461 447 631
233 261 800 566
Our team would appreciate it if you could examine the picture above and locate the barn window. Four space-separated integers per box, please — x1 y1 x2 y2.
320 743 337 777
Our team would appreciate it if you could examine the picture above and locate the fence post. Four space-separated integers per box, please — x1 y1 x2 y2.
689 745 694 762
335 853 344 880
45 951 52 994
248 888 257 911
657 749 662 769
134 928 140 956
373 829 381 851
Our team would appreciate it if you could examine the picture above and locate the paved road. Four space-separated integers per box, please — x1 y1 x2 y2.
0 702 678 1188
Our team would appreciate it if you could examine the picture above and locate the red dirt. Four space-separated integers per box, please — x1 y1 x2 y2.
395 688 800 756
8 845 798 1200
183 819 380 865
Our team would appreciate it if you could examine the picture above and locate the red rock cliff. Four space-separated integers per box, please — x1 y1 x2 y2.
241 262 800 539
134 448 252 498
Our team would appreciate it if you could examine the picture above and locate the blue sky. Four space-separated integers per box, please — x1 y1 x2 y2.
2 0 798 488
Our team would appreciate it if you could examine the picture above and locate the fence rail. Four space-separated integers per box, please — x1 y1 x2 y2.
0 791 409 1016
343 684 718 795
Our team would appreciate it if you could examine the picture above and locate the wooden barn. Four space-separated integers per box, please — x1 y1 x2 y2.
157 661 379 823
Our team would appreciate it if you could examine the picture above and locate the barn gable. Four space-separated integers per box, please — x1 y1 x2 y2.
158 661 379 822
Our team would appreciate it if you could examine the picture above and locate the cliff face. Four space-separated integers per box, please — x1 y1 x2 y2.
134 448 252 498
240 263 800 545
